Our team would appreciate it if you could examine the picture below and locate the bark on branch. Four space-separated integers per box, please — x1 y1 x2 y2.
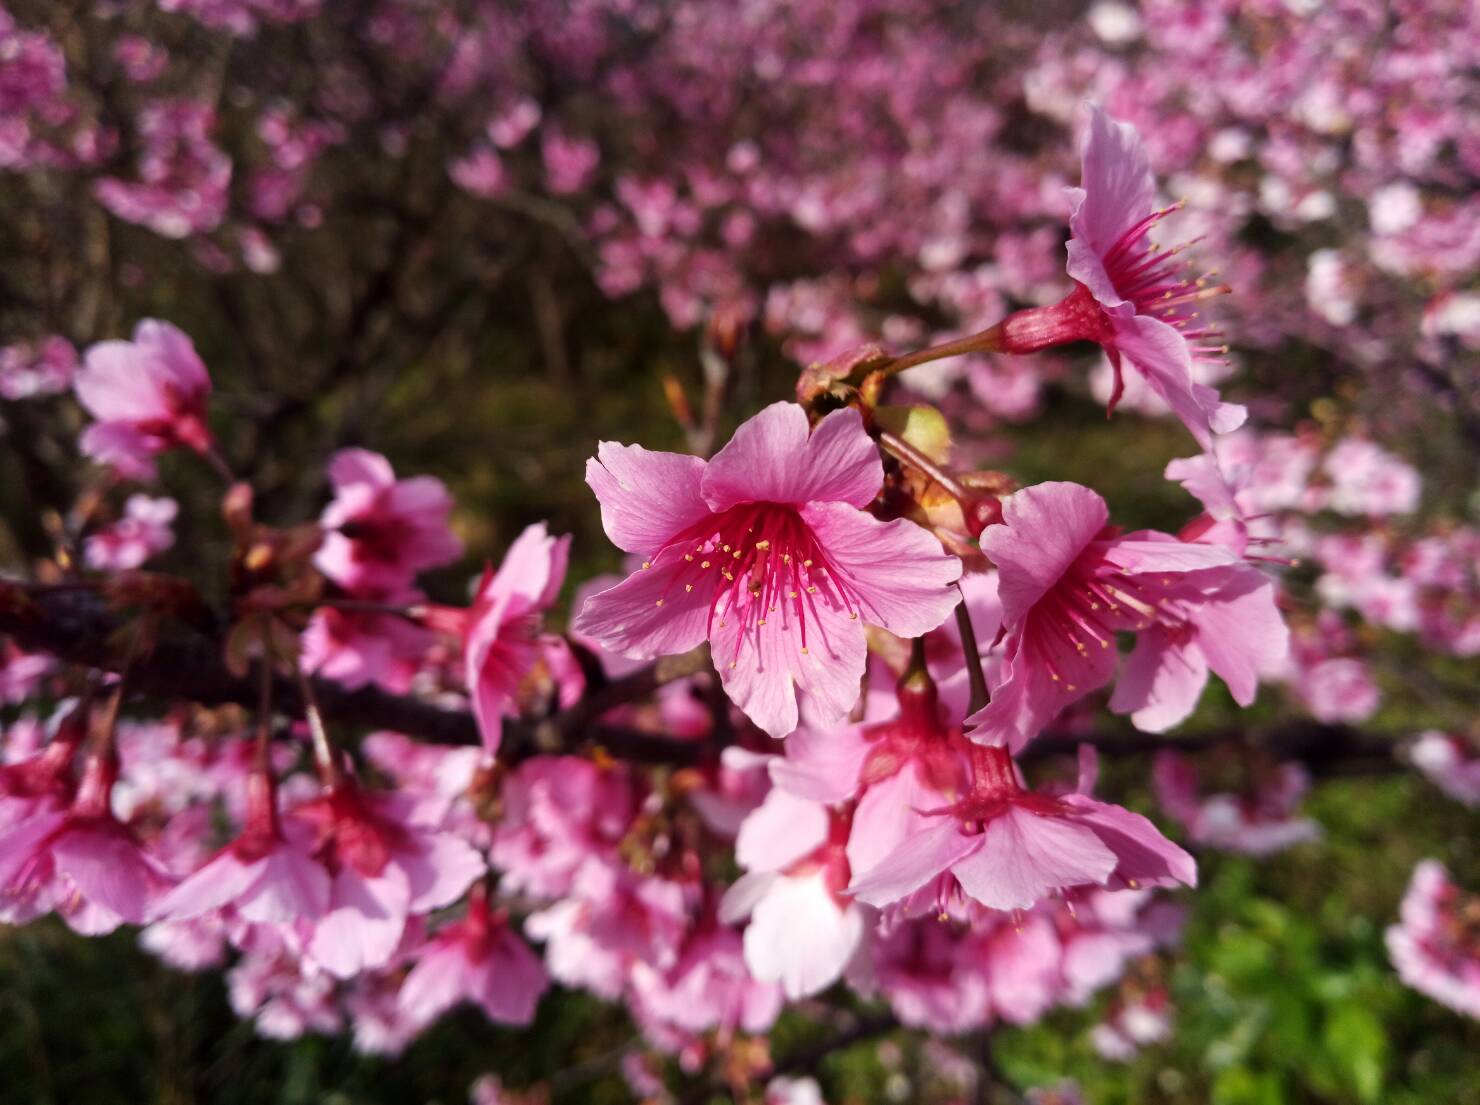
0 580 1403 776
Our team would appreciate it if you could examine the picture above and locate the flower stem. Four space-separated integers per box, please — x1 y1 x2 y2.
953 587 990 716
296 668 340 786
877 324 1006 378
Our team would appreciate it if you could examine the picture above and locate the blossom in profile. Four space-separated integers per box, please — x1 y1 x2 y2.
151 769 331 925
721 791 866 999
74 319 214 478
1152 752 1320 856
1386 861 1480 1020
1409 732 1480 807
290 780 486 978
991 107 1243 447
315 449 463 594
575 402 962 738
848 743 1194 915
0 749 176 934
458 523 570 755
83 494 178 571
398 887 549 1029
970 481 1285 750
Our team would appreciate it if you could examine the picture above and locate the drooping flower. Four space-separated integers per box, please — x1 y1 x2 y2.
443 523 570 755
970 481 1285 749
289 780 485 978
989 106 1244 447
1386 860 1480 1020
0 748 176 934
721 793 866 999
74 319 214 479
574 402 962 738
83 494 178 571
398 886 549 1029
315 449 463 594
151 769 331 925
1152 751 1320 856
848 743 1194 915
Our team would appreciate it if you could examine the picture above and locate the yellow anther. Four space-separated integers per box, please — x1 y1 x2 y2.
655 599 664 607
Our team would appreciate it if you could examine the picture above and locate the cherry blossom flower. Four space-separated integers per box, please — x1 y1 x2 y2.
151 769 331 925
0 335 76 400
0 748 176 934
448 523 570 754
315 449 462 594
1152 752 1320 856
849 743 1194 915
398 887 549 1029
74 319 214 479
970 481 1284 750
1386 861 1480 1020
991 106 1244 447
1408 732 1480 808
722 794 866 999
575 401 962 737
83 494 178 571
289 780 485 978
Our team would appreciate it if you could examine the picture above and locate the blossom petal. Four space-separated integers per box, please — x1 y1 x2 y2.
799 502 962 636
572 548 714 660
983 483 1108 623
951 809 1117 911
1063 795 1197 889
1192 573 1289 706
743 872 864 999
736 788 830 873
1109 313 1246 448
848 819 982 907
1109 625 1210 732
702 403 882 511
586 441 711 555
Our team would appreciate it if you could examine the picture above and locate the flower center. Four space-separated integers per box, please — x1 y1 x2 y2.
647 502 866 668
1102 202 1229 364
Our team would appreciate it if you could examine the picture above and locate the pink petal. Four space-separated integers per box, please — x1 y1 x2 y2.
1192 574 1288 706
848 819 982 907
742 871 865 999
951 809 1117 911
51 826 168 923
1063 795 1197 889
585 441 710 555
1108 313 1246 448
712 590 867 739
799 502 962 636
310 867 412 978
846 766 946 880
398 831 485 912
735 788 829 873
472 927 549 1025
702 403 882 512
983 483 1108 623
768 724 870 804
328 447 395 492
719 870 780 925
239 846 332 924
399 939 467 1025
571 549 713 660
151 850 262 921
1065 106 1155 299
1109 626 1210 733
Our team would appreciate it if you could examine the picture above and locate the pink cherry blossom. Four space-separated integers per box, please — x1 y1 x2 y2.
971 481 1283 750
315 449 462 594
299 597 433 693
849 743 1194 915
1152 752 1320 856
1408 732 1480 808
1386 861 1480 1020
993 106 1244 447
83 494 178 571
74 319 214 478
289 780 485 978
399 888 549 1029
151 769 331 925
0 335 76 399
575 402 962 737
452 522 570 754
0 748 175 934
722 796 866 999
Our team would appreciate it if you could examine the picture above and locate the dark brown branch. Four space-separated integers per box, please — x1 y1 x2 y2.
0 580 1405 778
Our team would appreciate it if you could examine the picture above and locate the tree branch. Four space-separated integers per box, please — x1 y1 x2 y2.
0 580 1405 778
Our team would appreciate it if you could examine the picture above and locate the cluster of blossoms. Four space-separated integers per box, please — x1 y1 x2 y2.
0 2 1476 1099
